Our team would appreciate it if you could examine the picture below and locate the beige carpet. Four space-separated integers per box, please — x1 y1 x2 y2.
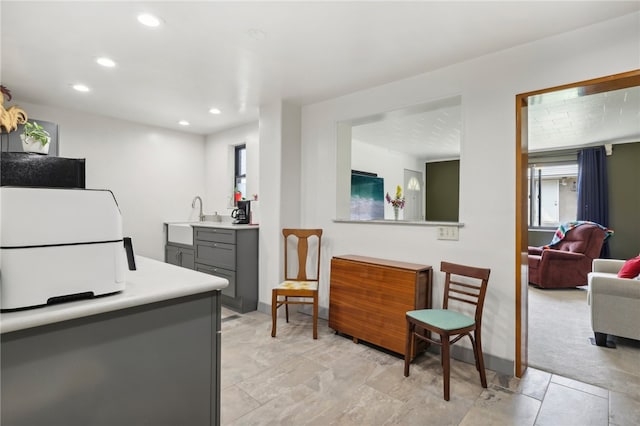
528 285 640 400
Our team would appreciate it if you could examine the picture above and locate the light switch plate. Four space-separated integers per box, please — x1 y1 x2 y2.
437 226 459 241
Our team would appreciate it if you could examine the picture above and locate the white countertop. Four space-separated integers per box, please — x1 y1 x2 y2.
0 256 228 334
165 221 259 230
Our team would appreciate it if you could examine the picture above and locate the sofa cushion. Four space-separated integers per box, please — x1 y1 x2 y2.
617 255 640 279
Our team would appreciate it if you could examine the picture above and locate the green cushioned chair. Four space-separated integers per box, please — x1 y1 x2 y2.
404 261 491 401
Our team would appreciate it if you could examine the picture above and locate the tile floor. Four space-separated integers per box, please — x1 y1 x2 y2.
220 308 640 425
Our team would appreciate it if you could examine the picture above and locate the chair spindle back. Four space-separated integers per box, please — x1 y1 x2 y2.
283 229 323 282
441 261 491 325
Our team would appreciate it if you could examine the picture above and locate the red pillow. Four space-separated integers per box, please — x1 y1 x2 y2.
618 256 640 279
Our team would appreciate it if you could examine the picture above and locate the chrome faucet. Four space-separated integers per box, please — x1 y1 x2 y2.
192 196 204 222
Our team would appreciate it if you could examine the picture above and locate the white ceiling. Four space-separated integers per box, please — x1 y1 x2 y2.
528 86 640 152
351 96 462 161
350 85 640 161
2 1 639 137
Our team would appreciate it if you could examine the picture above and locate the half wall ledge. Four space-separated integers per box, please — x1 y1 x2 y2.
333 219 465 227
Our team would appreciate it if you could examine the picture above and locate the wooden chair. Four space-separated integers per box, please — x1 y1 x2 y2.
404 261 491 401
271 229 323 339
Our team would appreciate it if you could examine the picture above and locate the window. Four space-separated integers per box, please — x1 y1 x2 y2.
234 144 246 205
528 162 578 228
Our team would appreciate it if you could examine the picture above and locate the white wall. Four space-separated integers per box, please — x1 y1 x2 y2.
256 101 303 311
204 122 259 215
258 101 284 309
287 13 640 369
11 102 206 261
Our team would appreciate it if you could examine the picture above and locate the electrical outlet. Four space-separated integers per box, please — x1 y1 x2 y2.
437 226 459 241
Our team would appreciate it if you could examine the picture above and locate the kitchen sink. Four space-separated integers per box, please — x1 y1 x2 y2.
167 223 193 245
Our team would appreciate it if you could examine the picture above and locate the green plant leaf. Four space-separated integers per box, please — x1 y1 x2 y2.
22 121 50 146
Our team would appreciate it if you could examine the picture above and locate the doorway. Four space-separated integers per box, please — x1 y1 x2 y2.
403 169 423 221
515 69 640 377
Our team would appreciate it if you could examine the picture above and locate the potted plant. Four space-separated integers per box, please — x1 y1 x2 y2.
20 121 51 154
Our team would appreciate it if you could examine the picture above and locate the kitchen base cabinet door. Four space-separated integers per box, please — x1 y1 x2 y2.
1 292 221 426
165 243 195 270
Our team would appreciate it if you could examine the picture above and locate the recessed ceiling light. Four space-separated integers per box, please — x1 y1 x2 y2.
72 84 90 92
209 108 221 115
137 13 161 27
178 120 190 126
96 57 116 68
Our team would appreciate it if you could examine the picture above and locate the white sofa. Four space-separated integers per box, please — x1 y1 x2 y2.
588 259 640 346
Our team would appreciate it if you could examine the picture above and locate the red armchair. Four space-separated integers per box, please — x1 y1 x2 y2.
528 223 606 289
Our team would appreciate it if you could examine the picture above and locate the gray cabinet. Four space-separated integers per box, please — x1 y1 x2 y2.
165 243 195 270
1 291 221 426
194 226 258 313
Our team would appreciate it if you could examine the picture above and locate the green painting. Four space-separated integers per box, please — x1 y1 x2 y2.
351 172 384 220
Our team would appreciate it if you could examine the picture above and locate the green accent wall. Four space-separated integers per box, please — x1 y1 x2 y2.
607 141 640 259
425 160 459 222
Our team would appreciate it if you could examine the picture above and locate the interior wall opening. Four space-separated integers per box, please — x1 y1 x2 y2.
515 70 640 378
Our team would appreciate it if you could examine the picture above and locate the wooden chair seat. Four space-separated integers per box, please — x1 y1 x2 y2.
275 280 318 291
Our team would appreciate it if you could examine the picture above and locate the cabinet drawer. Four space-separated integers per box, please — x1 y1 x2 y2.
194 228 236 244
195 264 236 298
195 241 236 269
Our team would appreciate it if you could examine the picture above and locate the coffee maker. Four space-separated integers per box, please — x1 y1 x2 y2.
231 200 251 224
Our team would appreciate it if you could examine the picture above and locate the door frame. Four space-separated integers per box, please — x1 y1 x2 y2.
403 168 423 221
514 69 640 377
